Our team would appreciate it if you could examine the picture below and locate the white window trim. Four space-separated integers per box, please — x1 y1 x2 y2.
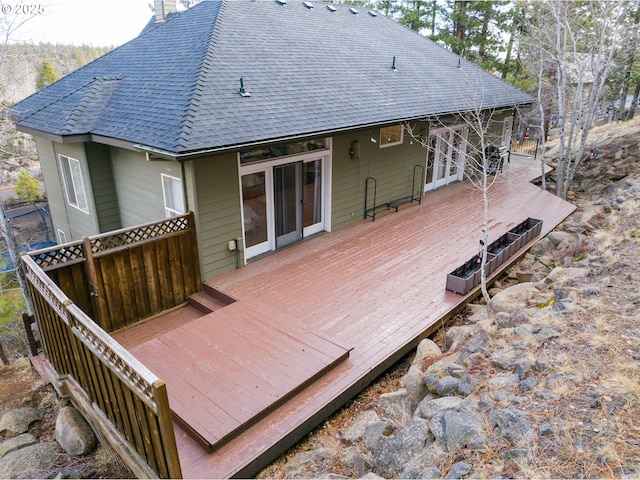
58 154 89 214
57 229 67 244
161 173 185 218
237 138 333 263
379 124 404 148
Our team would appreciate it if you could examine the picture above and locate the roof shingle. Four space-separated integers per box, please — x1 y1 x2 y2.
12 0 532 155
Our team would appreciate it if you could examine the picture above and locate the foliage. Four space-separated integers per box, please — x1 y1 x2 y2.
35 60 59 90
14 167 40 201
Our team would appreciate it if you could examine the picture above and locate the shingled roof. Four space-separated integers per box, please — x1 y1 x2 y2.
11 0 532 157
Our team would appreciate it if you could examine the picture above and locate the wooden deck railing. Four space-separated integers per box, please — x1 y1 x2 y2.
20 214 202 478
28 212 201 333
23 253 181 478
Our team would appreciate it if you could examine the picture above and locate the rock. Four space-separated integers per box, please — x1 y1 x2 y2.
415 396 465 421
435 376 460 396
413 339 442 369
444 461 472 479
447 363 466 378
533 356 550 372
419 466 442 478
519 377 537 392
0 408 41 438
342 410 381 443
457 375 475 396
536 327 561 344
529 237 554 255
0 442 59 479
284 448 333 478
502 448 532 461
362 421 393 451
489 407 534 446
55 406 97 456
463 330 491 354
340 447 367 477
547 231 576 247
429 410 484 452
379 389 412 426
444 326 473 352
0 433 37 457
371 419 433 478
423 371 441 393
544 266 589 285
490 344 529 370
361 473 384 480
405 366 430 410
539 421 554 436
489 283 538 314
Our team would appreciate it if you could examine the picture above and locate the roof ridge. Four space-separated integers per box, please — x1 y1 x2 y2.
176 1 225 150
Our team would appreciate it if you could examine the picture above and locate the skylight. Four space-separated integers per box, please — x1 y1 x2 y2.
368 10 378 17
303 1 313 9
349 7 358 14
276 0 286 4
326 5 336 12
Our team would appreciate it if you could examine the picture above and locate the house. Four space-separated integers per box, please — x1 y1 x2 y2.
10 0 532 282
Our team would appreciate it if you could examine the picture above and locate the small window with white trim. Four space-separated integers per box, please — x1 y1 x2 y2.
161 174 185 218
57 229 67 244
380 124 404 147
59 155 89 213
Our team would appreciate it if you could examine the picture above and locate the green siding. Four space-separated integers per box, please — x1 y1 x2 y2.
111 149 182 228
35 137 69 241
47 141 101 240
331 124 428 230
85 143 122 233
192 153 242 280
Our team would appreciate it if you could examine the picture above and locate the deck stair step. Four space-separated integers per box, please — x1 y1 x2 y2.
188 290 229 314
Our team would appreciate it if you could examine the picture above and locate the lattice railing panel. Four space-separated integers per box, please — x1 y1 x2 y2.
67 305 157 409
30 242 85 269
91 215 191 254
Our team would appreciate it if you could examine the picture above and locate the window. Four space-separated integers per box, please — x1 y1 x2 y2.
57 229 67 244
380 124 404 148
59 155 89 213
161 174 185 218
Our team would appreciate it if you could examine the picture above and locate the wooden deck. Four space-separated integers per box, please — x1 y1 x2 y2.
117 155 575 478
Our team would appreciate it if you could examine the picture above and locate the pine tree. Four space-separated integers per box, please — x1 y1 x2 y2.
35 60 59 90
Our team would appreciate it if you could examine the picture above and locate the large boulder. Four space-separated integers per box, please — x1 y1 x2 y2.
488 283 538 314
341 410 381 444
371 419 433 478
0 408 40 437
412 339 442 370
55 406 97 456
0 433 37 457
0 442 59 479
429 410 486 451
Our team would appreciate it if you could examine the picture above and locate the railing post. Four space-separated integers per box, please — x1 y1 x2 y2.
82 236 104 328
153 380 183 479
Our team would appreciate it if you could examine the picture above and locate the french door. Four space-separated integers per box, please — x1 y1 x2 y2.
425 126 468 191
241 155 327 260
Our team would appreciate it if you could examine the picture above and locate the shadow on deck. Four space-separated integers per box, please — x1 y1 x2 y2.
113 155 575 478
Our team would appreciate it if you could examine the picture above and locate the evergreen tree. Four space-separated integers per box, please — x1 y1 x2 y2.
35 60 59 90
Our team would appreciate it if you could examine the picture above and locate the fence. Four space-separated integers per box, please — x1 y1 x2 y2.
510 137 540 159
21 213 204 478
29 212 201 333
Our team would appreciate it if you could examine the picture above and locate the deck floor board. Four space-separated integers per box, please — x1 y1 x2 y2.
119 156 575 478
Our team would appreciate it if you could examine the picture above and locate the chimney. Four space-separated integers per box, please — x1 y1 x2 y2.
155 0 177 22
